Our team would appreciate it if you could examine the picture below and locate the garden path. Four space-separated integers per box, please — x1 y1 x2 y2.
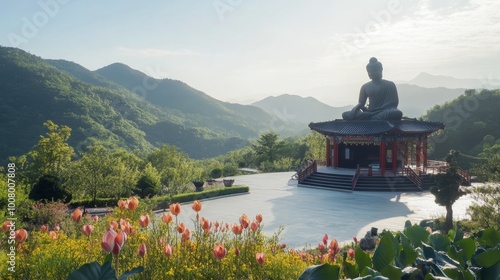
165 172 475 248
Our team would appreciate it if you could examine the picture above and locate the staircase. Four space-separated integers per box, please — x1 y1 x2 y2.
299 172 436 192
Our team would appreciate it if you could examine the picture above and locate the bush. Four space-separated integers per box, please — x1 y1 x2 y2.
29 175 72 203
210 168 222 179
467 185 500 230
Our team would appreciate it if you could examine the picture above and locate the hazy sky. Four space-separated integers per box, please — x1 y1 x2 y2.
2 0 499 105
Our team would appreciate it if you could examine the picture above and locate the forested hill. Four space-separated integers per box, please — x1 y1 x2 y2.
0 46 279 161
423 89 500 164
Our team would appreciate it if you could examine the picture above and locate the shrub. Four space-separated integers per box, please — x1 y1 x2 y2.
210 168 222 179
29 174 72 203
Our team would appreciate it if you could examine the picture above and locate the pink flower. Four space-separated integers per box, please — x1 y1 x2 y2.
161 212 172 224
137 243 147 258
213 243 227 261
163 243 173 258
15 229 28 243
101 229 127 256
256 252 265 265
323 234 328 245
348 248 355 259
256 213 263 223
250 220 260 233
182 228 191 241
239 214 250 229
71 208 82 223
92 215 99 223
40 225 48 232
82 224 94 236
139 214 150 228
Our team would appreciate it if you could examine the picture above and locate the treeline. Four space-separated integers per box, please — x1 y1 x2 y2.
1 121 326 209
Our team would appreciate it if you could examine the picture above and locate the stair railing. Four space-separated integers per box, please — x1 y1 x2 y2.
352 165 361 191
402 166 423 191
298 160 317 183
458 168 471 185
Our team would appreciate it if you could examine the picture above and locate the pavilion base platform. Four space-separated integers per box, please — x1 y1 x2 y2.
298 165 437 192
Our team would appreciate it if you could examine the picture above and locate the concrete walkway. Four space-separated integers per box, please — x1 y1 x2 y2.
166 172 474 249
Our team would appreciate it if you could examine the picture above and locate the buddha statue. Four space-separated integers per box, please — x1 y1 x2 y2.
342 57 403 121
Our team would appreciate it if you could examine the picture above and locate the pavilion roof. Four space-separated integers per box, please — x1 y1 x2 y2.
308 119 444 136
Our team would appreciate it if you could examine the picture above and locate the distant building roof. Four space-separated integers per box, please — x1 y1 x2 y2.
309 119 444 136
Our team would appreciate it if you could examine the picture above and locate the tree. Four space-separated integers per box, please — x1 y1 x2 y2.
29 174 72 203
147 145 201 193
135 163 162 198
66 146 139 204
252 131 284 165
16 121 74 186
430 150 466 231
305 132 326 163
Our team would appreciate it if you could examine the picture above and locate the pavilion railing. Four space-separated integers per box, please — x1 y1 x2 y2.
458 168 472 185
297 160 317 183
402 166 423 191
352 165 361 190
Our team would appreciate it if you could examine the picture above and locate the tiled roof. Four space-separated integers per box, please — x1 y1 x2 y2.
308 119 444 136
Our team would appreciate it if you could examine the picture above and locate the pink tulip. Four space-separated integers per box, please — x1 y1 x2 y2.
139 214 150 228
161 212 172 224
40 224 48 232
101 229 127 256
348 248 355 259
2 221 12 232
82 224 94 236
71 208 82 223
92 215 99 223
256 213 263 223
213 243 227 261
15 229 28 243
137 243 147 258
182 228 191 241
256 252 265 265
250 220 260 233
163 244 173 258
239 214 250 229
322 234 328 245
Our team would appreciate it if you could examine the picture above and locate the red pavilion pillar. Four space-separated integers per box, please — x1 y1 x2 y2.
416 136 421 168
403 142 408 166
422 135 428 172
379 139 386 176
326 137 331 167
333 137 339 168
392 141 398 174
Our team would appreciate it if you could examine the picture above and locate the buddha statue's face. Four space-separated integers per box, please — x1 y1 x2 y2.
367 66 383 81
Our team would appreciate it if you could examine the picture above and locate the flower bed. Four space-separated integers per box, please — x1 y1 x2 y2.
1 197 499 279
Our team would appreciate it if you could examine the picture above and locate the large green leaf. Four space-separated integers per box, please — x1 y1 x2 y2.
118 267 145 280
397 243 418 267
454 238 476 262
474 248 500 268
66 261 117 280
447 246 465 268
361 267 383 277
356 247 373 273
479 260 500 280
343 252 359 279
298 263 340 280
373 233 397 272
380 265 403 280
404 225 430 248
429 233 451 252
477 228 500 247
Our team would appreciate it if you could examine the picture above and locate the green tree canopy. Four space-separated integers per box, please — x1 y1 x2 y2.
252 131 285 164
430 150 467 231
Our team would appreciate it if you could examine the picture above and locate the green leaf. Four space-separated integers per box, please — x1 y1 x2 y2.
429 233 451 252
477 228 500 247
380 265 403 280
453 225 464 242
404 225 430 248
373 232 397 272
447 246 465 268
479 260 500 280
118 266 144 280
361 267 382 277
356 247 373 273
298 263 340 280
66 261 117 280
397 243 419 267
343 252 359 279
475 248 500 268
454 238 476 262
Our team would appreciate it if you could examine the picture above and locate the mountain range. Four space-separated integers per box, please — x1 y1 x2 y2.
0 46 287 161
0 46 495 162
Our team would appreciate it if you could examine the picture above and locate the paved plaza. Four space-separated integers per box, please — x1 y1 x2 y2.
169 172 475 248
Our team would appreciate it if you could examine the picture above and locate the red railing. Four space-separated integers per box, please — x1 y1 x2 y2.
402 167 423 190
352 165 360 190
298 161 317 183
458 168 471 185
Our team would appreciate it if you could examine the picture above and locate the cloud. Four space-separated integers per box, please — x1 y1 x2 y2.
117 47 196 57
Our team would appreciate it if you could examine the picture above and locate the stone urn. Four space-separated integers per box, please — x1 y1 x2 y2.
223 179 234 187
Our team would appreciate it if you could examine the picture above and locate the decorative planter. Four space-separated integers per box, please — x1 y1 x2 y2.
223 179 235 187
192 181 204 192
206 179 215 186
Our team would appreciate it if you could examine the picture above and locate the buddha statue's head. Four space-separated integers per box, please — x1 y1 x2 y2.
366 57 383 81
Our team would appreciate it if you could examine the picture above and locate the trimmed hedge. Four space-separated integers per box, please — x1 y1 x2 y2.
70 186 249 209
